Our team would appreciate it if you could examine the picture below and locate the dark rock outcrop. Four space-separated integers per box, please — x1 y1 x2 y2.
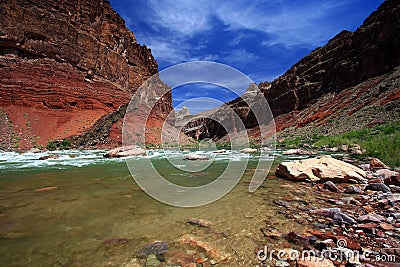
266 0 400 117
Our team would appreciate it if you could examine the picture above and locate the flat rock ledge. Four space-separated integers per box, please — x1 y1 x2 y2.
276 155 366 183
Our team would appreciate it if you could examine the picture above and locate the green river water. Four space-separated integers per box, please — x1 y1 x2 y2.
0 149 337 266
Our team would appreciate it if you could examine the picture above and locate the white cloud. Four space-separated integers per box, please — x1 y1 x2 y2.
147 0 213 36
134 0 351 65
216 0 349 48
220 49 258 67
142 37 190 64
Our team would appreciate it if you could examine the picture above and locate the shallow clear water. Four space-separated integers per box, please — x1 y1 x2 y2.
0 149 339 266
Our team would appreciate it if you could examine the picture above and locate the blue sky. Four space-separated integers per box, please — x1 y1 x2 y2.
110 0 384 113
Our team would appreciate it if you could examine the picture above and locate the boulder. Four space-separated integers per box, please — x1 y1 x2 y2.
276 155 366 183
104 145 146 158
137 241 168 258
282 149 316 155
239 148 257 153
183 154 209 160
27 148 41 153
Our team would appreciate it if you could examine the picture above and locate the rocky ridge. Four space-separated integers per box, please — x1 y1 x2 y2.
184 0 400 142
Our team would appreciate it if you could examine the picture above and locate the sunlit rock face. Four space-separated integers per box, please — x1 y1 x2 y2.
185 0 400 141
0 0 174 149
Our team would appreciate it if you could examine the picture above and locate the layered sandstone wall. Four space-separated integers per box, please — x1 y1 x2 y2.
0 0 174 150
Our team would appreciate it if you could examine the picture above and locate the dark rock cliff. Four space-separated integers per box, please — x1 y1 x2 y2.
266 0 400 117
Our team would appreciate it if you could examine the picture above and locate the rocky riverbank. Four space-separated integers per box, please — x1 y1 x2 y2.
114 151 400 267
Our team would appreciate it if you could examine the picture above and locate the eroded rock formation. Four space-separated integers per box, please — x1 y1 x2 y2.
184 0 400 141
0 0 173 150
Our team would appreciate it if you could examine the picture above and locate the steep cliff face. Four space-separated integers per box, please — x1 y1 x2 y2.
265 0 400 117
185 0 400 141
0 0 173 150
0 0 157 89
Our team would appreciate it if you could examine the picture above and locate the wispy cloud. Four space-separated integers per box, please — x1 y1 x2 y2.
220 49 258 67
147 0 213 36
129 0 352 65
216 0 349 48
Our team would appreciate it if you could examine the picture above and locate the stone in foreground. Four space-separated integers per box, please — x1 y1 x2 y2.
103 145 146 158
276 155 366 183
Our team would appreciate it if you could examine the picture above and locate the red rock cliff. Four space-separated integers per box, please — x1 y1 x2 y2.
0 0 173 150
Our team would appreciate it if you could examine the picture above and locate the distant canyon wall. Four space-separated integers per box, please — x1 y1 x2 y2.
185 0 400 141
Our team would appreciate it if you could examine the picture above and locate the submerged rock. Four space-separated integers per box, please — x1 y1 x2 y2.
177 234 230 262
276 155 366 183
137 241 168 258
186 218 214 228
104 145 146 158
33 186 58 193
102 237 129 246
145 254 160 267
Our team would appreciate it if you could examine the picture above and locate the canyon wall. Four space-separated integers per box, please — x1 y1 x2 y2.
0 0 173 150
185 0 400 141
